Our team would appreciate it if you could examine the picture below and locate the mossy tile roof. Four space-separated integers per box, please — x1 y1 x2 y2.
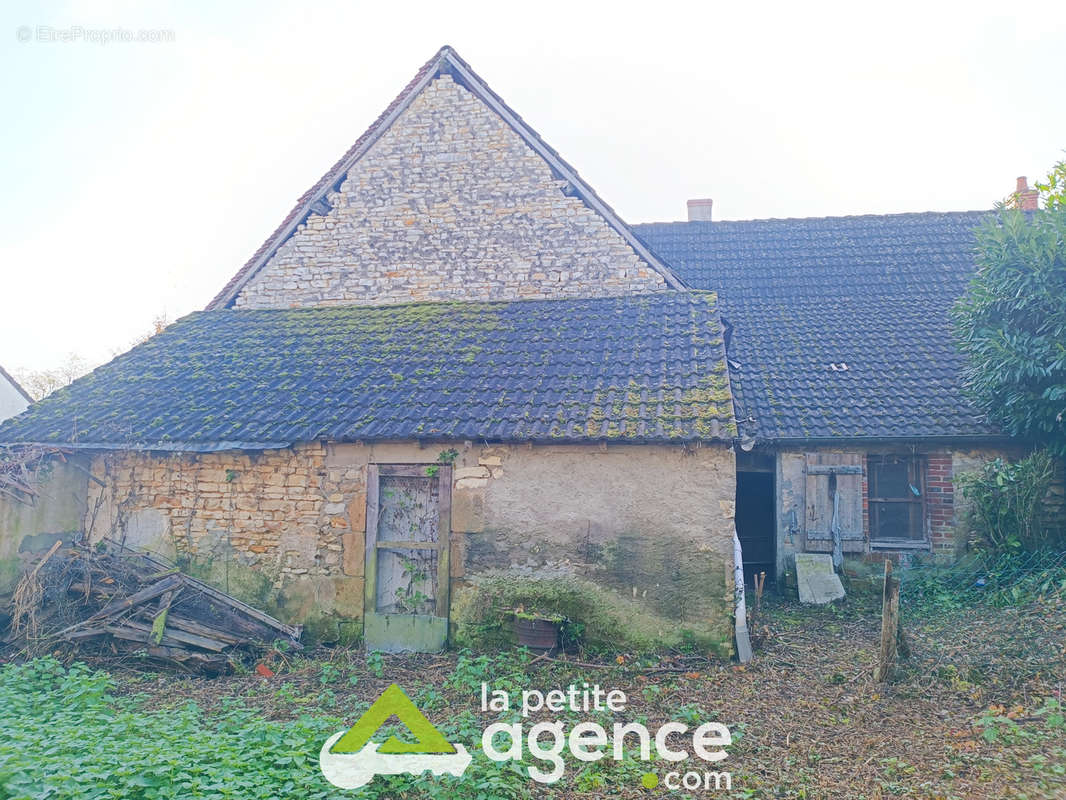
0 292 735 450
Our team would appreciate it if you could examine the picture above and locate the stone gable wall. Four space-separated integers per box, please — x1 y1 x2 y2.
233 74 666 308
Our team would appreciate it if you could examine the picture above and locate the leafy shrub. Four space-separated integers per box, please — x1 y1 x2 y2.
450 575 732 657
957 451 1062 553
953 209 1066 454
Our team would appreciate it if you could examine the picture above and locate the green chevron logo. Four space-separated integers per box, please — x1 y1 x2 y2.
319 683 471 789
329 684 455 754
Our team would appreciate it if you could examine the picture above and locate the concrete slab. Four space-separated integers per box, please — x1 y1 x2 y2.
795 553 846 604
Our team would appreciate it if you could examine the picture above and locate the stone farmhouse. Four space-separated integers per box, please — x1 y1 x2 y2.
0 46 1024 650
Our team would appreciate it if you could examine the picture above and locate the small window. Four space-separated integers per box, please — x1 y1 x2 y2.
868 456 925 543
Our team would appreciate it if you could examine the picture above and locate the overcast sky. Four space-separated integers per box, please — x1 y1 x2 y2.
1 0 1064 373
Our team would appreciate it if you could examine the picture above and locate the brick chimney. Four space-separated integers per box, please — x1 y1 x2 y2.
1015 176 1039 211
687 198 714 222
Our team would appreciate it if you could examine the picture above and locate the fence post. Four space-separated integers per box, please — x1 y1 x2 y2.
874 560 901 682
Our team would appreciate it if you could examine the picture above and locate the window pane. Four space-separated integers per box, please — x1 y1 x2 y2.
872 460 910 499
873 503 908 540
871 503 924 541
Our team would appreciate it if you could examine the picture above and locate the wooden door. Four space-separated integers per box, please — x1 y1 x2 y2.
363 464 451 653
804 453 865 553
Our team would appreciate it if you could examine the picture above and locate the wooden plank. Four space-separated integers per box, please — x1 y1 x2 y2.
145 567 181 581
164 615 246 646
436 465 452 620
378 464 439 477
64 627 108 640
375 540 440 551
364 465 380 615
138 552 301 639
836 464 864 541
83 573 184 624
363 612 447 654
129 643 230 665
32 540 63 572
805 457 831 539
805 453 864 542
112 619 229 652
151 589 175 645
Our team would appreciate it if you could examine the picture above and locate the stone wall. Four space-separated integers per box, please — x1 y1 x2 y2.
233 74 667 309
84 440 735 643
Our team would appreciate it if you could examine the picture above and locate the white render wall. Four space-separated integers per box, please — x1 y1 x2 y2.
0 376 28 422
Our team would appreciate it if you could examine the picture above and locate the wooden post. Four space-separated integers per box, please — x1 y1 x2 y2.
874 560 900 681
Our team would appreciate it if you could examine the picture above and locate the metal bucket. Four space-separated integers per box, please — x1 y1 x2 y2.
513 616 559 653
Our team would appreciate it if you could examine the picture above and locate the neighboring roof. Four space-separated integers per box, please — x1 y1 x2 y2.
635 211 1004 442
207 45 684 310
0 293 735 450
0 364 32 404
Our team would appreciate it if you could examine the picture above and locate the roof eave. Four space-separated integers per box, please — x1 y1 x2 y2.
748 433 1023 448
1 434 735 453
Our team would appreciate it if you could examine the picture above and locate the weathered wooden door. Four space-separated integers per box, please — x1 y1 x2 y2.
804 453 865 557
363 465 451 653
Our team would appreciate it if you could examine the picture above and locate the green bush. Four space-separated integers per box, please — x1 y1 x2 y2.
450 575 732 657
952 208 1066 455
957 451 1062 553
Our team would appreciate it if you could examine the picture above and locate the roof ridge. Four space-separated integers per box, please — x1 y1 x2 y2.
634 209 993 228
206 46 684 309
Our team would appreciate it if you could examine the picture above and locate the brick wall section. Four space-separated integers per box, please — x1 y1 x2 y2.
233 74 667 309
926 453 955 554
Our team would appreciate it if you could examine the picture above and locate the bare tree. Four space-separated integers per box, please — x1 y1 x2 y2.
13 353 90 402
13 312 170 402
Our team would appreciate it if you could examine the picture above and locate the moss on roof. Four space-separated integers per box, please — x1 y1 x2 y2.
0 292 735 450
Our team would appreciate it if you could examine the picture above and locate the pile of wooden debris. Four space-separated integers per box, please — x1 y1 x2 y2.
0 446 74 506
4 540 301 672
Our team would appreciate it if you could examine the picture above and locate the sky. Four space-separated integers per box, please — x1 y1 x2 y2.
1 0 1064 374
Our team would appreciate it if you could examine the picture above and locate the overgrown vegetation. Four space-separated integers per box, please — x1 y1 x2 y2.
0 658 339 799
1033 154 1066 212
953 166 1066 453
902 549 1066 611
957 451 1063 553
0 657 535 800
4 581 1064 798
451 575 732 657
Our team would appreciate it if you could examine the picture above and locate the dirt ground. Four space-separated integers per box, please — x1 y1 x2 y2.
105 592 1066 799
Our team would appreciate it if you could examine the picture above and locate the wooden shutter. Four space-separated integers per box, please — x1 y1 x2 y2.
805 453 864 552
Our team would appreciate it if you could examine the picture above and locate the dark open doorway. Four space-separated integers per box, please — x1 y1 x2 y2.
736 470 776 585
